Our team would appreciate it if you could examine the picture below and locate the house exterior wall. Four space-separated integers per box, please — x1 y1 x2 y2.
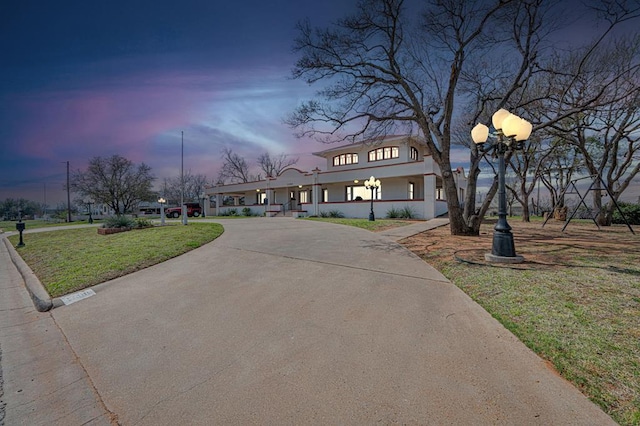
210 135 466 220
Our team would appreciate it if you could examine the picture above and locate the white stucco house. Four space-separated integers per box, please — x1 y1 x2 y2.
208 135 467 220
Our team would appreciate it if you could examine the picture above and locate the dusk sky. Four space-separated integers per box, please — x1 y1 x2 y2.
0 0 359 205
1 1 638 206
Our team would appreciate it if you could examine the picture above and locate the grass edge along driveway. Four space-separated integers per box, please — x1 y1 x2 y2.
7 222 223 298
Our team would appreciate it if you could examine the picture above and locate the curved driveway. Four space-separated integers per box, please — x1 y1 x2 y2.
46 218 612 424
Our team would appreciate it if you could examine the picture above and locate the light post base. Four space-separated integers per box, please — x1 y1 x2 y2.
485 253 525 264
369 212 375 221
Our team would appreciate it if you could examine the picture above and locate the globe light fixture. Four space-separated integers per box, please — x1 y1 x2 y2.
472 109 532 263
158 197 166 226
364 176 381 221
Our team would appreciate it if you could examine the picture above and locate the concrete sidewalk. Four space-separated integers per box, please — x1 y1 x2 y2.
378 217 450 241
1 218 614 425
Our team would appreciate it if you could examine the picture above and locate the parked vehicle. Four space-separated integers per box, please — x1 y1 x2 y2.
165 202 202 218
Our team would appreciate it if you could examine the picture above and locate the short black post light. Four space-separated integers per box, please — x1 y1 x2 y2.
364 176 381 221
15 209 26 247
86 201 94 224
158 197 166 226
471 109 532 263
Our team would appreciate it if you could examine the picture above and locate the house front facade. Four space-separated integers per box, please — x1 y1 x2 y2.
208 135 466 220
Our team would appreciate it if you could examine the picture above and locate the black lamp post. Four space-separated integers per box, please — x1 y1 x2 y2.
15 209 25 247
471 109 532 263
364 176 381 221
200 192 207 218
86 201 94 224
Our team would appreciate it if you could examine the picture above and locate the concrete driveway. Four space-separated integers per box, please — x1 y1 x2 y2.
8 218 614 424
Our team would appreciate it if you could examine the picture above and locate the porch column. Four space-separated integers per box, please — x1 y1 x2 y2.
312 167 321 216
215 194 222 216
423 174 436 220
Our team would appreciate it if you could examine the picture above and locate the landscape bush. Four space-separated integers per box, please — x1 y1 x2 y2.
134 217 154 228
612 202 640 225
386 206 401 219
242 207 253 216
103 215 135 229
386 206 415 219
220 208 238 216
319 210 344 218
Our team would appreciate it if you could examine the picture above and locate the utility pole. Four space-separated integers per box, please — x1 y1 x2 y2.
181 131 187 225
66 161 72 222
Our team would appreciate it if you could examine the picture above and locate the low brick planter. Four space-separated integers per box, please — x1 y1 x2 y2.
97 227 132 235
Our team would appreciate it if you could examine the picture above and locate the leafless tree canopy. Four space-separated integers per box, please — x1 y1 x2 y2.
161 172 211 205
288 0 640 235
70 155 155 215
217 148 258 184
257 152 299 177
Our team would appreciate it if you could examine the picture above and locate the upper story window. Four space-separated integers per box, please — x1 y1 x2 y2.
410 147 419 161
333 153 359 166
368 146 399 162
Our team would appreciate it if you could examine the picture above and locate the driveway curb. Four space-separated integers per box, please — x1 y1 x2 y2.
1 237 52 312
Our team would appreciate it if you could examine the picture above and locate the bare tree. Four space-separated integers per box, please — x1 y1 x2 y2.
161 172 211 205
543 37 640 225
257 153 299 177
287 0 554 235
288 0 639 235
217 148 256 184
538 139 584 216
71 155 155 215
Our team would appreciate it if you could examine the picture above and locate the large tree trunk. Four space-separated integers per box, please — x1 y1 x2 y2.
442 170 477 236
521 200 531 222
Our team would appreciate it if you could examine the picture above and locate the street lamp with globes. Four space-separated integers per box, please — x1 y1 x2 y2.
471 109 532 263
364 176 381 221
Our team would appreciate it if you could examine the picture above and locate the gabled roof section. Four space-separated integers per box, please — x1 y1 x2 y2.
312 134 425 158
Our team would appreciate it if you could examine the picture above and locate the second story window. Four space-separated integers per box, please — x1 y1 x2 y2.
410 147 419 161
368 146 399 162
333 153 359 166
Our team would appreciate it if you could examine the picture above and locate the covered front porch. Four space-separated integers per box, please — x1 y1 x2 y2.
210 165 460 220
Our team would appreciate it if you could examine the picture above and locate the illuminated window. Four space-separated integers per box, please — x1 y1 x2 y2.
368 146 399 162
299 191 309 203
346 185 381 201
409 182 414 200
333 153 359 166
436 188 445 200
410 147 419 161
322 189 328 202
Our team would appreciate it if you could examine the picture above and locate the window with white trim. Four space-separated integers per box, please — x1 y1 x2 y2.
368 146 399 162
346 185 381 201
410 147 419 161
299 190 309 203
333 153 359 166
322 189 328 202
436 187 445 200
409 182 415 200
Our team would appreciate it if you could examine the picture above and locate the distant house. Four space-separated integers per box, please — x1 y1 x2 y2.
208 135 467 219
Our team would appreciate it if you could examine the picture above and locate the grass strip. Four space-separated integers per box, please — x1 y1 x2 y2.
305 217 419 231
401 221 639 425
7 223 223 298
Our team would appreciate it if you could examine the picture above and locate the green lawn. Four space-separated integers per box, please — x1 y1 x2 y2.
0 218 101 232
7 223 223 298
305 217 419 231
402 221 640 425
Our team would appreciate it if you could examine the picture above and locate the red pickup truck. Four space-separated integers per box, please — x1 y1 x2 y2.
165 202 202 218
